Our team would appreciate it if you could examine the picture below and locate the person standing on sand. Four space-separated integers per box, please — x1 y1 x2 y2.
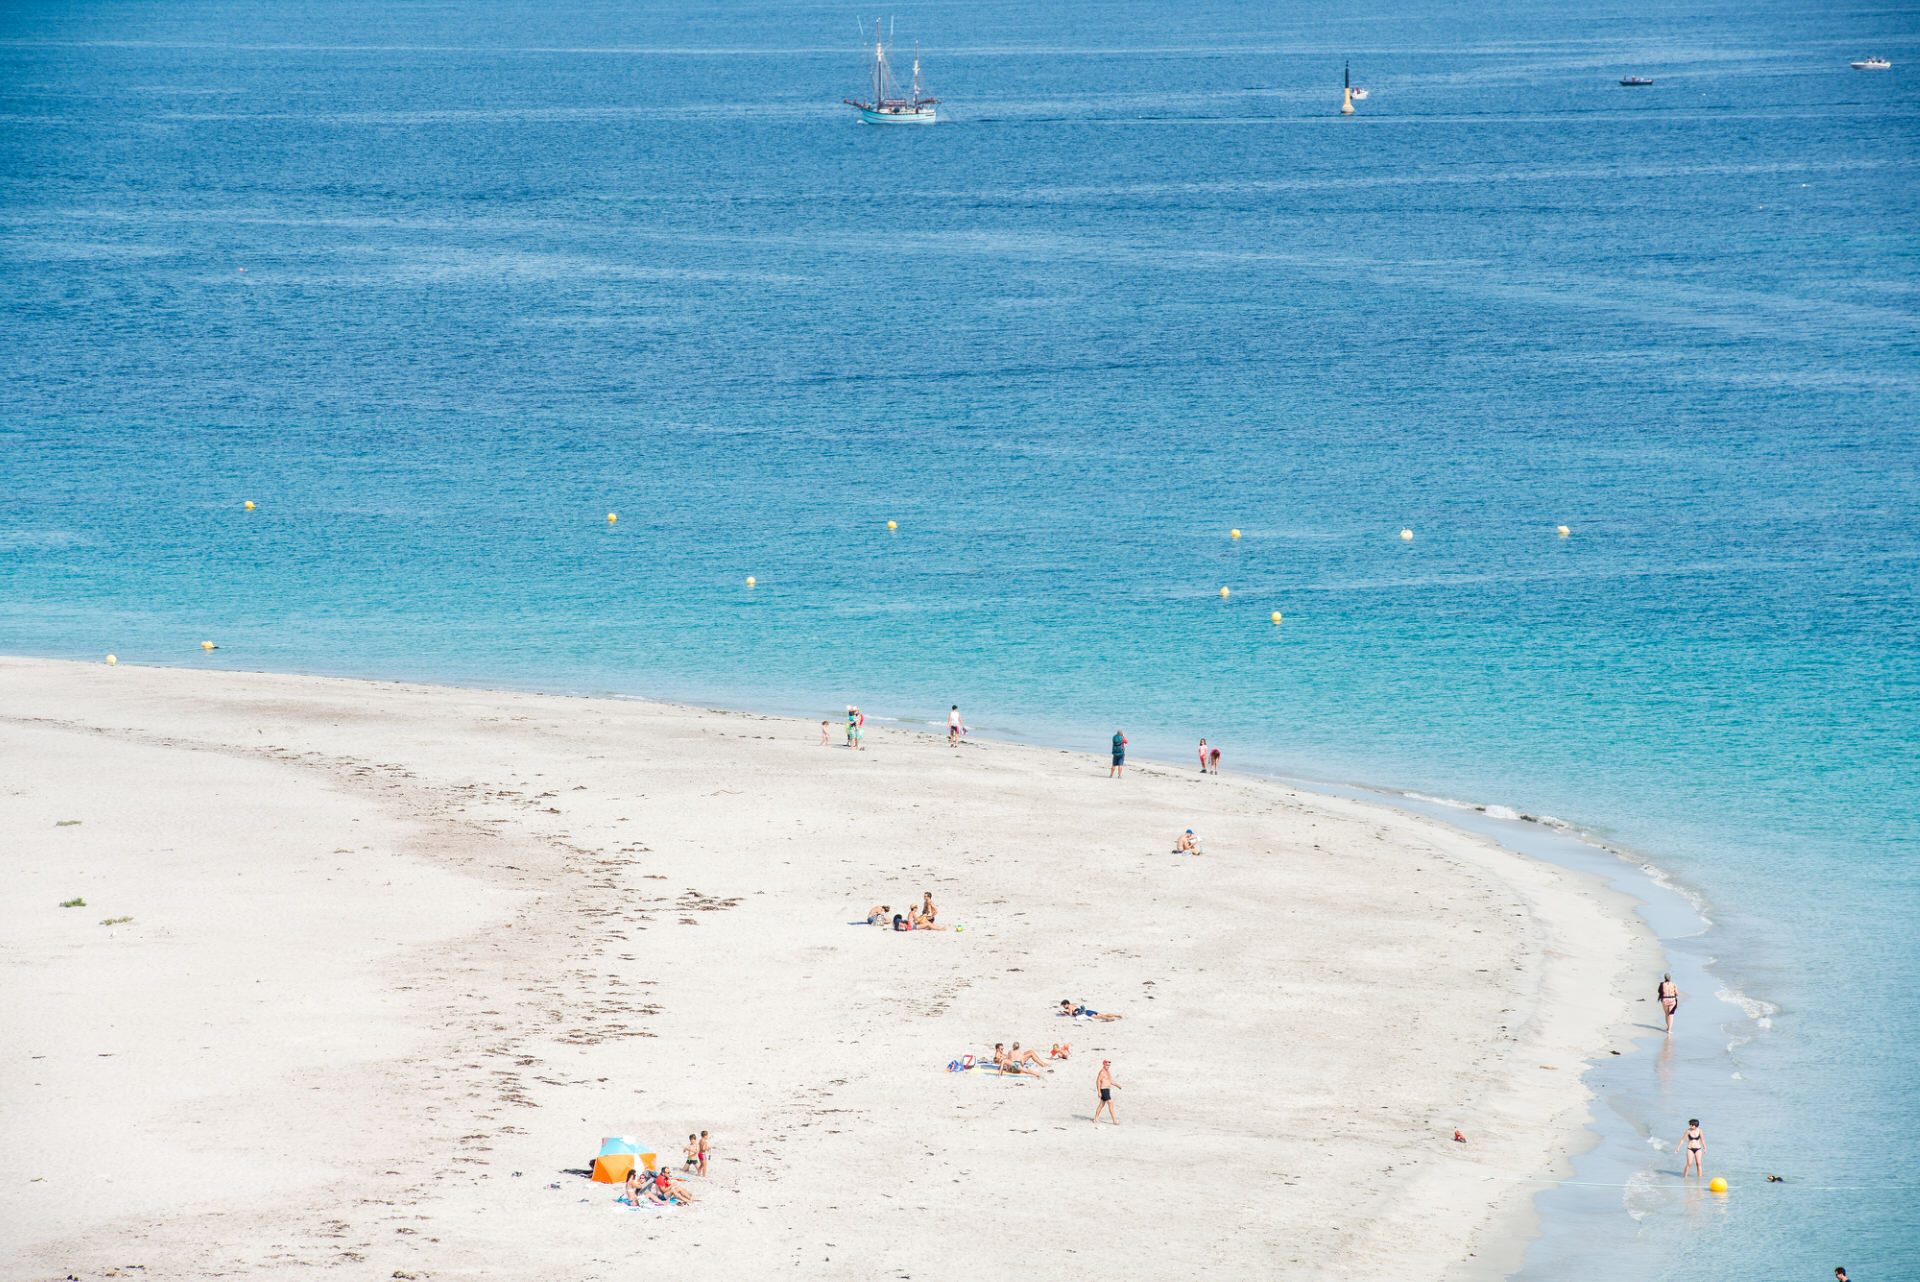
698 1130 711 1176
1679 1118 1705 1179
1093 1060 1119 1123
949 704 963 746
1110 731 1127 778
1658 973 1679 1033
1197 738 1208 772
846 706 858 748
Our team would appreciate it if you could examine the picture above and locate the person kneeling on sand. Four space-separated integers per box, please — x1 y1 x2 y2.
867 904 891 925
1060 999 1123 1021
1173 829 1200 854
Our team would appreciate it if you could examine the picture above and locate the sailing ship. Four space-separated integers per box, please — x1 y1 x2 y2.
845 21 938 124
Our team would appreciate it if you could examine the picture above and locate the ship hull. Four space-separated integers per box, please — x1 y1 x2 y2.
859 106 936 124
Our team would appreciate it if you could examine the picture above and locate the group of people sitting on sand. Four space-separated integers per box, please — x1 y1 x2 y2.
616 1131 712 1208
868 891 943 931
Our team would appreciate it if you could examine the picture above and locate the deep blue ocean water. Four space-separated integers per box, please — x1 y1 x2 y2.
3 0 1917 1275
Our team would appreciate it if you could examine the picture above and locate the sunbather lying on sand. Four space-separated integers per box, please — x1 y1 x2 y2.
1060 999 1123 1021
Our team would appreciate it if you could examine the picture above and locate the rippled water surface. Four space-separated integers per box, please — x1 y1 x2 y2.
3 0 1917 1275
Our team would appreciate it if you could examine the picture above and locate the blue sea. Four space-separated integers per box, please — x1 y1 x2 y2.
3 0 1916 1274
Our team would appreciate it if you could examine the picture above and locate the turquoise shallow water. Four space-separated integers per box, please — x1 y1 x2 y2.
3 0 1918 1274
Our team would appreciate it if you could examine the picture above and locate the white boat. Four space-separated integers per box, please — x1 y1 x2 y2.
845 21 937 124
1350 86 1369 101
1850 57 1891 70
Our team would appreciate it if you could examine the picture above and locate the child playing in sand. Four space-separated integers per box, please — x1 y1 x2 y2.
820 720 830 746
1060 999 1123 1021
683 1134 700 1172
1679 1119 1705 1179
1174 829 1199 854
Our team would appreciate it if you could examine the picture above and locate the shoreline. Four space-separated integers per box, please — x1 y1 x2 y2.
1 656 1659 1279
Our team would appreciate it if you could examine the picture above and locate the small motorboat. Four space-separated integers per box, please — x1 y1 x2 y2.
1619 76 1654 86
1350 86 1369 100
1850 57 1891 70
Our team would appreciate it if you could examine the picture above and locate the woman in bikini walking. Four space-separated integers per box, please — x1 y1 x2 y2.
1679 1118 1705 1179
1658 973 1680 1033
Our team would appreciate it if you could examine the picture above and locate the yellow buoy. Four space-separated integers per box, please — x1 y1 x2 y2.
1400 528 1414 541
606 513 617 525
105 654 117 666
745 576 756 588
200 640 215 651
243 500 255 511
1556 524 1571 537
1270 611 1283 624
887 519 898 531
1708 1177 1728 1194
1219 586 1231 599
1230 528 1241 540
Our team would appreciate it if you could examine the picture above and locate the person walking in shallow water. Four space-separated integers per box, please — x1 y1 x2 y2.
1093 1059 1119 1123
1109 730 1127 778
1658 973 1679 1033
1678 1118 1705 1179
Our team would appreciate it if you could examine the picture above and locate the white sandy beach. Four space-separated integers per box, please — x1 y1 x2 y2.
0 657 1654 1280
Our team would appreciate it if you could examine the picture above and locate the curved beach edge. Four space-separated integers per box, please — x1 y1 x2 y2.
0 655 1658 1280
